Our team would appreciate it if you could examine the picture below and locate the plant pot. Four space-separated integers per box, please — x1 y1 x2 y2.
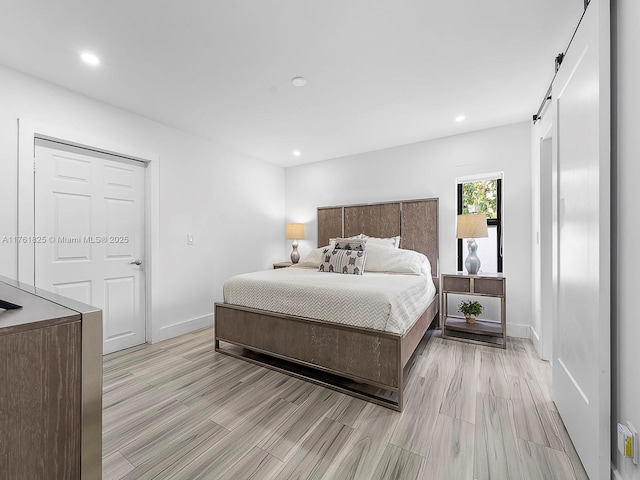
465 316 476 324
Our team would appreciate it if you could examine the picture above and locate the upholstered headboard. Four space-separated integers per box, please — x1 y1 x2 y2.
317 198 439 277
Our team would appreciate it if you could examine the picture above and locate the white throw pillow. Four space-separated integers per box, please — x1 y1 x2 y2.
364 243 429 275
296 247 327 268
361 234 401 249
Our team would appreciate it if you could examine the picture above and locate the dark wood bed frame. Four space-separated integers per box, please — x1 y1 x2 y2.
214 198 439 411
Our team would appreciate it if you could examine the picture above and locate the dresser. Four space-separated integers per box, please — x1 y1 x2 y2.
0 276 102 479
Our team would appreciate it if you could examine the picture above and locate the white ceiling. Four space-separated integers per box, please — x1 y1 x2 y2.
0 0 582 167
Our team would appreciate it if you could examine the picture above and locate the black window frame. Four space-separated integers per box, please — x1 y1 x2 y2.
457 178 503 273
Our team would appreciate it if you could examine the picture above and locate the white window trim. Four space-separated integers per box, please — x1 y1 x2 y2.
455 171 503 184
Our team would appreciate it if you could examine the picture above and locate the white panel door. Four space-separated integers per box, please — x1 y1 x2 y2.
552 1 610 478
34 141 146 354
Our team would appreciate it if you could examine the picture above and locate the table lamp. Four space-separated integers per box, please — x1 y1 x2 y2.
456 213 488 275
286 223 305 264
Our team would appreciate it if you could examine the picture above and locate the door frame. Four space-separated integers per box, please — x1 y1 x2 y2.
538 132 554 362
17 118 161 345
531 112 553 361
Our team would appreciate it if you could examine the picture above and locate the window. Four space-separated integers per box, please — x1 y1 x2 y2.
457 175 503 273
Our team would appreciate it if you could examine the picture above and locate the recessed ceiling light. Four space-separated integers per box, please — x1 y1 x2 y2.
291 77 307 87
456 115 466 122
81 52 100 66
293 150 301 157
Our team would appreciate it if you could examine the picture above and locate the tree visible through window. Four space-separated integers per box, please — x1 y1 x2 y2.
457 177 502 273
462 180 498 218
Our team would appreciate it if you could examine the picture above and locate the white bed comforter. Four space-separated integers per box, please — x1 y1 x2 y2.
222 266 436 335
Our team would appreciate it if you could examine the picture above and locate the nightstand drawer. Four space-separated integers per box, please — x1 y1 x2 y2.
474 278 505 296
442 276 471 293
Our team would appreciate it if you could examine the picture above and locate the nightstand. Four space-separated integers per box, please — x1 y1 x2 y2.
273 261 293 269
441 272 506 348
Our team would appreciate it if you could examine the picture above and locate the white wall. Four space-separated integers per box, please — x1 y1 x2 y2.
0 65 285 341
612 0 640 478
285 122 533 337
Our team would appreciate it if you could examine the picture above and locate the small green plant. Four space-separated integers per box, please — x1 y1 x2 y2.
458 300 483 318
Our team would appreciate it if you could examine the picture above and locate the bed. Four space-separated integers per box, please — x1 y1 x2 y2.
214 198 439 411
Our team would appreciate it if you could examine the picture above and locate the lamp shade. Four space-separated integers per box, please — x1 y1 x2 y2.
285 223 305 240
456 214 488 239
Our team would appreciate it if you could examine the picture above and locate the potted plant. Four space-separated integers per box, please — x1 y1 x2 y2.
458 300 483 324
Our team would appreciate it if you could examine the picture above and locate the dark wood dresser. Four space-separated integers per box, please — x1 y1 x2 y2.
0 276 102 479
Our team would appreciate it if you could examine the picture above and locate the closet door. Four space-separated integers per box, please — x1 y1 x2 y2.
34 140 147 354
552 1 610 478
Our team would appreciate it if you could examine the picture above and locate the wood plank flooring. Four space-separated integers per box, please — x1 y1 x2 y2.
103 329 588 480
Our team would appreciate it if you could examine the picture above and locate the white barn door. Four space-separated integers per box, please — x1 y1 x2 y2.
552 1 610 478
34 139 146 354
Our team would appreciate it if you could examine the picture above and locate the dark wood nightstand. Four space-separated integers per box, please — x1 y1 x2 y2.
273 261 293 269
441 272 506 348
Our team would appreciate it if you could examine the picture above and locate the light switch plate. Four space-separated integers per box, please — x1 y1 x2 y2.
187 234 194 245
628 421 638 465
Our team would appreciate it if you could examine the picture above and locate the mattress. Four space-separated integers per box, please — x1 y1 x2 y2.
222 266 436 335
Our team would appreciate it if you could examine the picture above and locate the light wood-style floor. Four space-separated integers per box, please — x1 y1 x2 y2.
102 328 588 480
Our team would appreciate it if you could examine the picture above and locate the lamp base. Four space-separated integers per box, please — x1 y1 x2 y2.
290 239 300 264
464 239 481 275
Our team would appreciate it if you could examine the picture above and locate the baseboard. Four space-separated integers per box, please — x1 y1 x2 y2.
157 313 213 342
531 326 541 352
506 323 531 339
612 463 623 480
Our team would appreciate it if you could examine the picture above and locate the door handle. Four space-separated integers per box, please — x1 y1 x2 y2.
130 259 143 266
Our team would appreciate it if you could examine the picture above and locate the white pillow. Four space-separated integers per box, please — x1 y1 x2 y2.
295 246 329 268
364 243 429 275
362 234 401 249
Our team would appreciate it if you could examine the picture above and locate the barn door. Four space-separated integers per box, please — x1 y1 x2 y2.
552 1 610 478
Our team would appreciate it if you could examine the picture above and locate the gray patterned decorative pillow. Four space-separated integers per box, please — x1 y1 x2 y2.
329 234 364 246
318 247 367 275
332 238 367 252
